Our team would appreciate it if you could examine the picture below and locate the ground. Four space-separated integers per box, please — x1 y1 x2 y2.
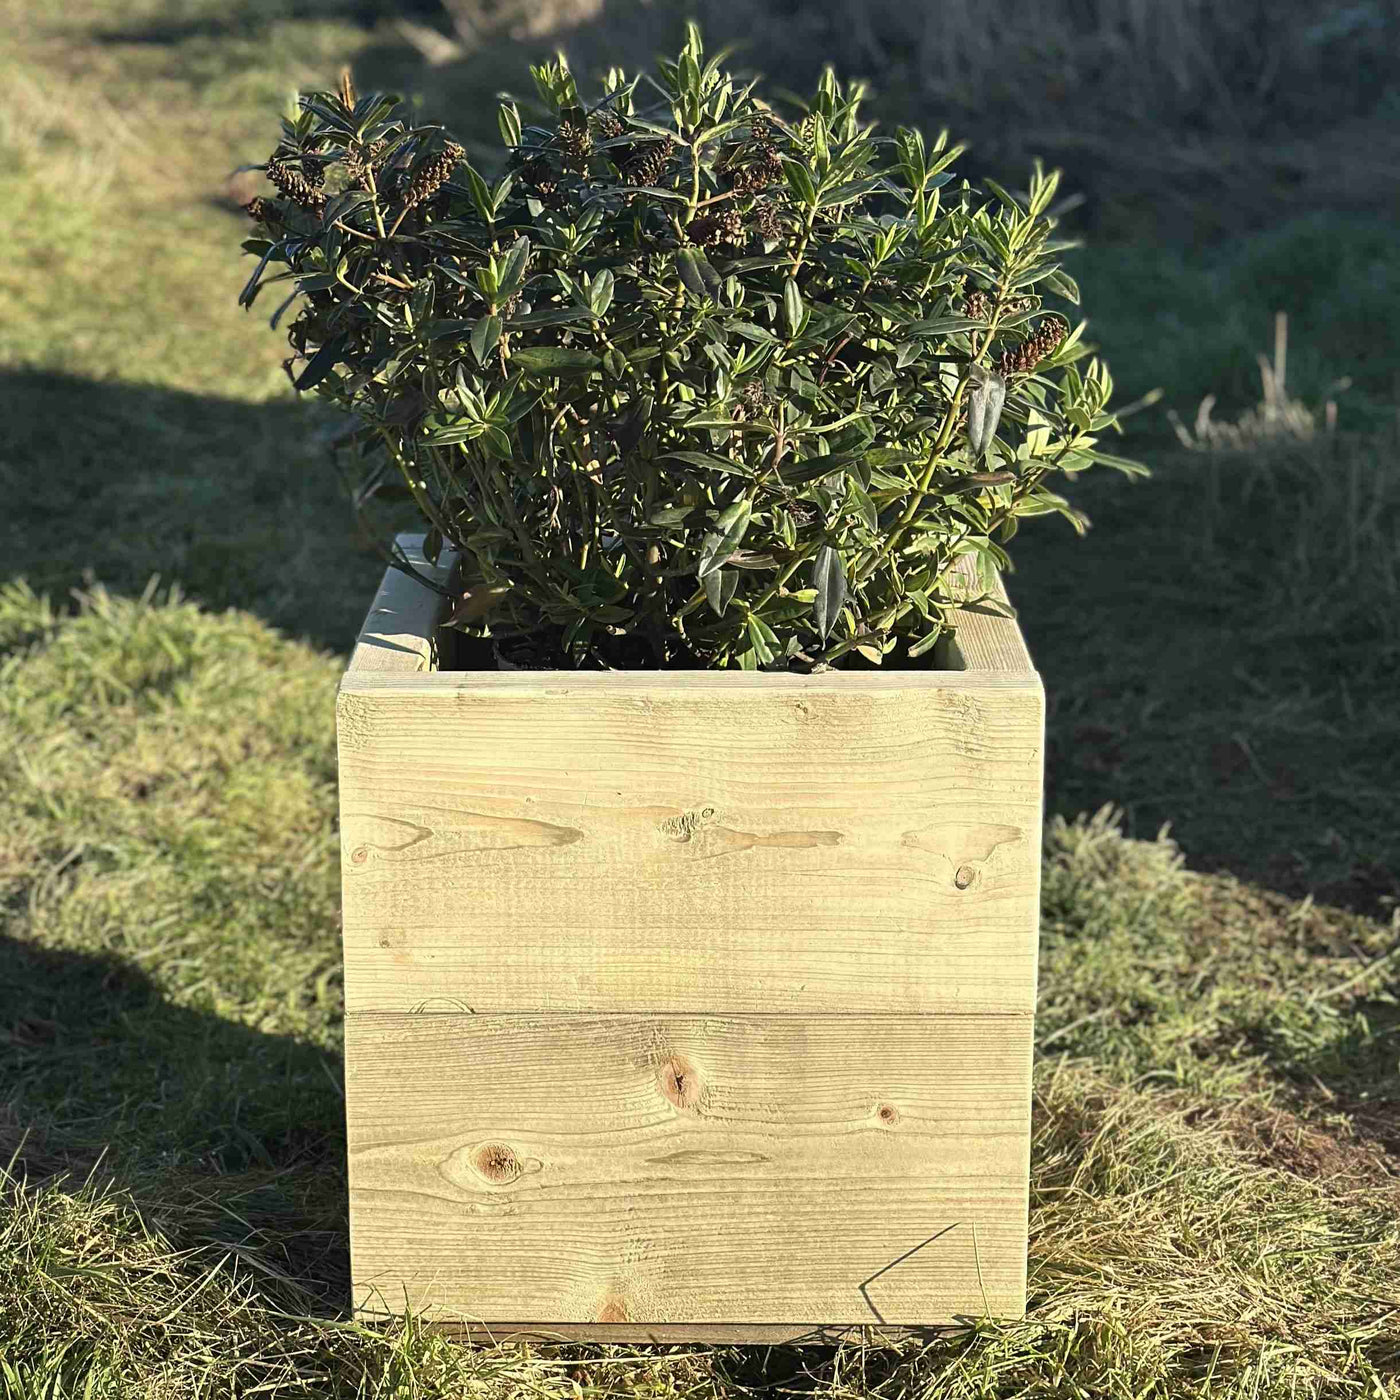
0 1 1397 1394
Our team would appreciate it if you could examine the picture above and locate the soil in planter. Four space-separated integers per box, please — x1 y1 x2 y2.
438 624 961 674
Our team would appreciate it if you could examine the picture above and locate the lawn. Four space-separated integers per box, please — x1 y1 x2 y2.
1 1 1398 1394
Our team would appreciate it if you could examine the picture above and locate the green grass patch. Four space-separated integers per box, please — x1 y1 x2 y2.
1012 427 1400 911
1 588 1396 1395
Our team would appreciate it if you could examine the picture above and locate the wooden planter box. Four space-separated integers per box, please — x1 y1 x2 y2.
337 533 1044 1343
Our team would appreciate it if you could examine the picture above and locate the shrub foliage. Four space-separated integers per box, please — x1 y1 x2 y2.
239 26 1142 668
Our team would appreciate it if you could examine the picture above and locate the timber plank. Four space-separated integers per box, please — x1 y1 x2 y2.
346 1011 1032 1328
337 675 1043 1015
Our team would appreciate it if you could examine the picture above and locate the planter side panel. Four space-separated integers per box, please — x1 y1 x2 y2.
346 1010 1031 1326
337 675 1043 1016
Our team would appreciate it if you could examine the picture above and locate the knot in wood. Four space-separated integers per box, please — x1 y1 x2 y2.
954 864 977 890
658 1054 702 1110
470 1141 523 1185
877 1103 900 1127
658 807 716 843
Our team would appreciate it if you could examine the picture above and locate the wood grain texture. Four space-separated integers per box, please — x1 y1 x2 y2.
346 1011 1031 1327
943 555 1035 674
337 675 1043 1015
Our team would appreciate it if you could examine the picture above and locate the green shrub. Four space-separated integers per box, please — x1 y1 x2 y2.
238 26 1141 668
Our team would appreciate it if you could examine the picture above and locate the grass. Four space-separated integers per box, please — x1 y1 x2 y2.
1011 426 1400 911
1 0 1398 1394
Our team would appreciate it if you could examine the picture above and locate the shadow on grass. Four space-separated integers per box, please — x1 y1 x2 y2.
0 932 351 1309
90 0 439 47
0 369 418 659
1011 462 1400 918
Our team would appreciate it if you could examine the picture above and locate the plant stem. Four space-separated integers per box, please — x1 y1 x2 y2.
856 306 1005 583
686 140 702 221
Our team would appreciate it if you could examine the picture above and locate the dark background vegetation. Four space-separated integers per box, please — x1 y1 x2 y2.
1 0 1398 1392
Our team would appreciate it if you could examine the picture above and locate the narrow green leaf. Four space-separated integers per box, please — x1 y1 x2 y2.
818 176 883 207
238 244 278 309
966 366 1007 457
865 447 917 468
779 457 843 485
728 321 778 343
511 348 601 373
782 158 817 207
648 504 694 526
984 177 1026 213
590 267 615 317
465 164 493 222
692 249 722 294
783 278 803 338
697 498 753 578
704 566 740 617
904 316 982 338
481 425 513 459
496 236 531 298
676 247 709 298
424 418 481 445
1044 268 1081 304
294 334 346 391
425 318 478 340
811 543 846 641
663 450 754 478
847 481 879 532
506 307 591 329
1085 449 1151 478
470 314 501 365
745 614 777 666
599 184 689 204
498 100 521 148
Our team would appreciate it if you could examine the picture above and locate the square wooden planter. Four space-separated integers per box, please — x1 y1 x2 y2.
336 532 1044 1343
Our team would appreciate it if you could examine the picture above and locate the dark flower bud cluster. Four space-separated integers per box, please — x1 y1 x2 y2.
624 138 676 186
996 317 1068 376
731 109 784 196
402 141 464 209
343 139 387 191
557 116 593 172
264 155 325 215
737 378 771 419
752 198 787 242
243 196 280 226
590 110 625 140
731 146 784 196
686 207 744 248
519 155 559 196
748 111 777 144
964 289 991 321
741 378 769 409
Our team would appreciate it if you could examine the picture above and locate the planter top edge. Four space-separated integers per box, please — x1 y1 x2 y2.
343 532 1038 684
338 668 1042 698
